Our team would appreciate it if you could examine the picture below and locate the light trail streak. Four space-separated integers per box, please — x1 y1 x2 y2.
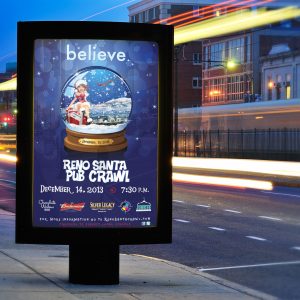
173 157 300 178
0 52 16 62
172 172 273 191
0 154 17 163
175 0 273 28
171 0 254 27
0 77 17 91
174 6 300 45
154 0 239 25
81 0 138 21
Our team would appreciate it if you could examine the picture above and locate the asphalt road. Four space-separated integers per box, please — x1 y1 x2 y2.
0 161 15 213
1 160 300 299
122 182 300 300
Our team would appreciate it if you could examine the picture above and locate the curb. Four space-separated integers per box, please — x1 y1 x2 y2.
132 254 277 300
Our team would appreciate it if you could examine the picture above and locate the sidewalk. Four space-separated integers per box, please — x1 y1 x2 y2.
0 211 275 300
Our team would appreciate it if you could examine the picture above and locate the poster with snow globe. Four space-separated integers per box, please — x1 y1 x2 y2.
61 67 132 152
33 39 159 229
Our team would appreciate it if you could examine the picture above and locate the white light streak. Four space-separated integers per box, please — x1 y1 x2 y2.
246 236 267 241
208 227 226 231
259 216 282 221
172 172 273 191
174 219 190 223
81 0 137 21
173 157 300 178
0 154 17 163
224 209 242 214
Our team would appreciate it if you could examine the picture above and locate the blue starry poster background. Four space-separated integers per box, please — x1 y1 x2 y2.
33 39 159 228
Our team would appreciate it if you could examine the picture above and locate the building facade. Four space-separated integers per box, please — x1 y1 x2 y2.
0 63 17 110
202 27 300 106
128 1 300 107
261 46 300 101
128 0 216 108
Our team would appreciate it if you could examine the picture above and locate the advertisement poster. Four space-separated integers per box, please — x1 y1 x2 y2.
33 39 159 228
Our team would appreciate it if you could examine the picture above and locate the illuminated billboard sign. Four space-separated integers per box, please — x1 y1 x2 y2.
16 22 173 245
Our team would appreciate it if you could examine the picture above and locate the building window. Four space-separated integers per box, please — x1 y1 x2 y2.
155 6 160 19
203 42 225 69
227 75 244 102
139 12 144 23
245 36 251 62
210 42 225 67
193 5 200 16
203 46 208 69
133 14 139 23
276 83 281 100
268 87 272 100
149 8 154 20
192 77 201 89
286 82 291 99
228 38 245 64
130 15 138 23
193 53 201 65
267 76 273 100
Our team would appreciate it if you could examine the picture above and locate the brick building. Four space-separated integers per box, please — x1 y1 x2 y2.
128 0 212 108
128 1 300 107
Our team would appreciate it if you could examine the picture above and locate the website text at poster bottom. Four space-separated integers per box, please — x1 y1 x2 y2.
36 216 154 228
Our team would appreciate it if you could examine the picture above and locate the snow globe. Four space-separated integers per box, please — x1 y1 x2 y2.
61 67 132 152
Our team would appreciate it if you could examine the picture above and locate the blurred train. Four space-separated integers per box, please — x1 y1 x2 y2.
178 99 300 131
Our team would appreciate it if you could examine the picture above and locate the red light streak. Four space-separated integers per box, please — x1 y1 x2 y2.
168 0 254 26
154 0 238 24
175 0 273 28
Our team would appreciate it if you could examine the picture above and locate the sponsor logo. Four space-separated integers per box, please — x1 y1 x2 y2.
39 200 56 212
60 202 85 212
119 200 132 213
136 200 152 212
90 202 115 212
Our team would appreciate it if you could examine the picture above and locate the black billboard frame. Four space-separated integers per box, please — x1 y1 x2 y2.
16 21 173 246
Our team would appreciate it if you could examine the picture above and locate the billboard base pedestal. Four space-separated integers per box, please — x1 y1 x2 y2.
69 244 119 285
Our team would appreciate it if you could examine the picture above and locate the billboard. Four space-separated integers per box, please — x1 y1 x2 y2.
16 22 173 244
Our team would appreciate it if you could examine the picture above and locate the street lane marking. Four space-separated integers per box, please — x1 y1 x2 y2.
261 191 300 198
224 209 241 214
198 260 300 272
246 236 267 241
197 204 211 208
174 219 190 223
173 200 185 203
291 247 300 251
259 215 282 221
208 227 226 231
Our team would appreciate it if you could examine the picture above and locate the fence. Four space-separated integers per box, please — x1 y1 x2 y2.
176 129 300 161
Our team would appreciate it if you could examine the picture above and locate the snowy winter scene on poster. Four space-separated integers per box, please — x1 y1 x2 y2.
33 39 159 229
